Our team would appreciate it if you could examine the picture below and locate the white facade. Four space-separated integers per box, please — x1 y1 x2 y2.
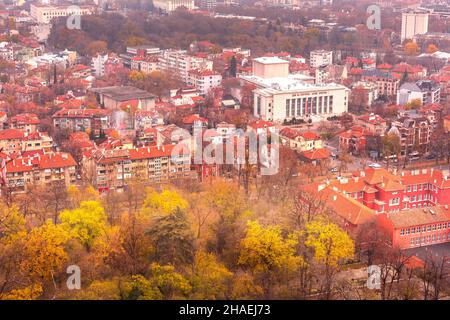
91 54 109 78
397 81 441 105
187 70 222 96
310 50 333 68
401 11 429 42
241 74 349 123
153 0 195 13
158 50 213 83
30 3 95 24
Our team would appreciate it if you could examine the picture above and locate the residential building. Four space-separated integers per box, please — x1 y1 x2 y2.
82 144 193 192
361 69 400 98
354 113 387 136
187 69 222 96
6 113 40 133
279 128 323 152
158 50 213 84
5 152 77 193
131 56 159 74
397 80 441 105
52 108 112 133
91 53 109 78
388 116 432 157
401 10 429 42
309 50 333 68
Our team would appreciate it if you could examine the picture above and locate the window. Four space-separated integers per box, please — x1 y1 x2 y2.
413 185 417 192
405 228 410 235
407 186 411 192
427 225 431 232
400 229 404 236
432 225 436 231
389 198 400 206
411 228 415 234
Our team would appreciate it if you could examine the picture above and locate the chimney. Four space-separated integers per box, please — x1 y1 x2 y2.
333 195 337 201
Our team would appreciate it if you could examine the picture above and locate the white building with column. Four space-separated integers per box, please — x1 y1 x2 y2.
240 56 349 123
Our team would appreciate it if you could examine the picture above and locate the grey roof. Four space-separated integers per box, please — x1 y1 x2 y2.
90 86 156 101
362 69 395 79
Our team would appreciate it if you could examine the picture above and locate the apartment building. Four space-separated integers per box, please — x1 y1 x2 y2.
389 116 432 157
397 80 441 106
53 108 112 134
6 113 40 133
401 10 429 42
131 56 159 74
82 144 192 192
30 3 95 24
187 69 222 96
361 69 400 98
309 50 333 68
157 50 213 83
91 53 109 78
5 152 77 193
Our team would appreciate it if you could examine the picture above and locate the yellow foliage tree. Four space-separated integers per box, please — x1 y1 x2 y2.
239 220 302 273
304 219 354 267
20 221 70 281
142 188 188 216
60 201 108 249
0 203 25 240
2 284 43 300
190 251 233 299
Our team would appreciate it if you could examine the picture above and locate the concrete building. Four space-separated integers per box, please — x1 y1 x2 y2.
91 53 108 77
240 56 349 123
5 152 77 193
401 10 429 42
309 50 333 68
187 69 222 96
397 80 441 105
89 86 156 111
157 50 213 84
82 144 193 192
30 3 95 24
152 0 195 13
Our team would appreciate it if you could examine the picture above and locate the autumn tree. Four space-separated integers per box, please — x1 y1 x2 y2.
404 41 419 56
59 201 109 250
304 219 354 299
146 207 195 266
239 220 302 298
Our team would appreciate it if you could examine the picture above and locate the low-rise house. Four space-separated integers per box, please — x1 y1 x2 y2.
7 113 40 133
355 113 387 136
279 128 323 152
